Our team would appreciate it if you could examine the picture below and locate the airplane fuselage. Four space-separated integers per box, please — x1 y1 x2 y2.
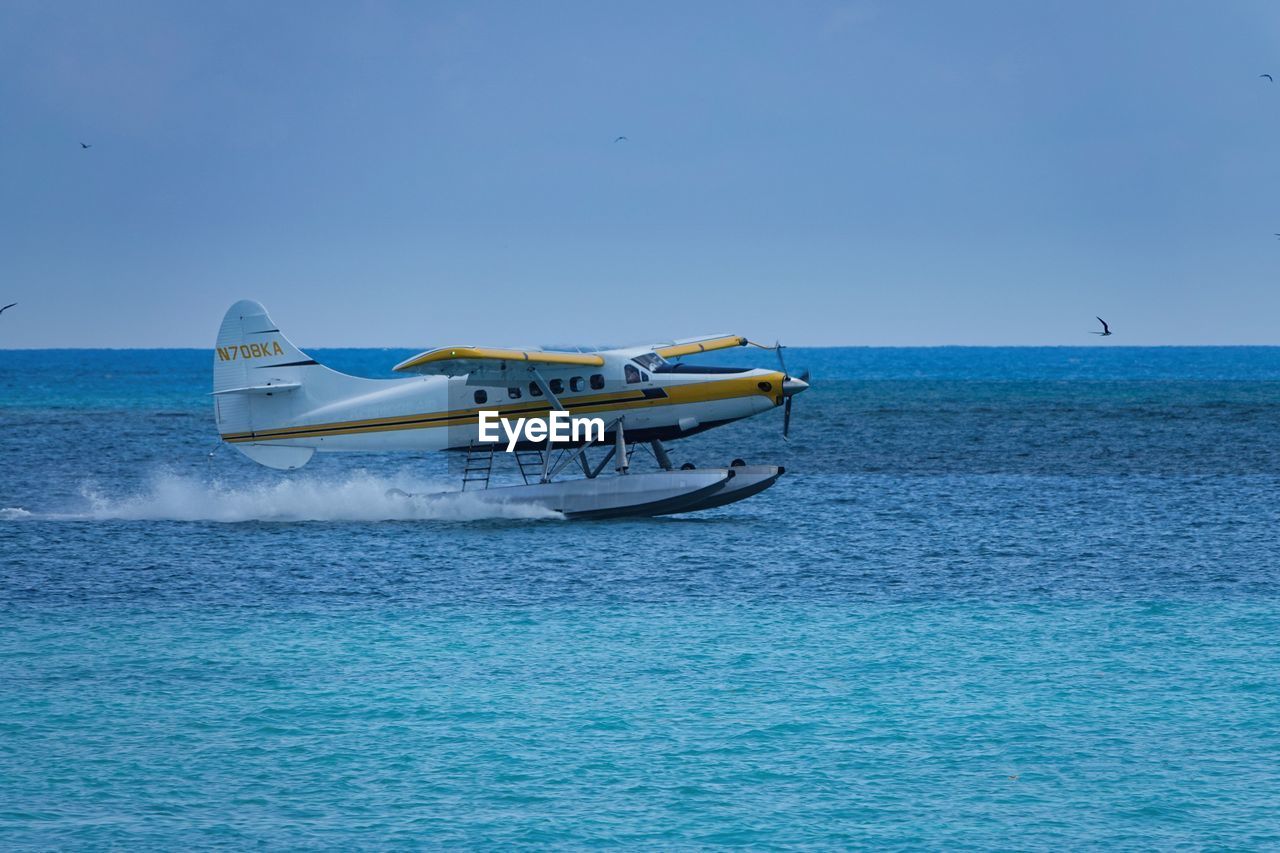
217 353 787 454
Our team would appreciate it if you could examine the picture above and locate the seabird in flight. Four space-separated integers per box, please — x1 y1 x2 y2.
1092 316 1112 337
614 136 628 143
1262 74 1274 82
80 142 91 149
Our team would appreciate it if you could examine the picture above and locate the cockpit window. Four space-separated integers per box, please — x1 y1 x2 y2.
625 364 642 384
632 353 666 370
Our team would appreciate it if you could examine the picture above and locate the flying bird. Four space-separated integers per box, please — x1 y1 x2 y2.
614 136 628 143
1092 316 1112 337
1262 74 1274 82
0 303 16 315
80 142 91 149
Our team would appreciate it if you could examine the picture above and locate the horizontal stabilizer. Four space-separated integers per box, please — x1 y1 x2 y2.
212 382 302 396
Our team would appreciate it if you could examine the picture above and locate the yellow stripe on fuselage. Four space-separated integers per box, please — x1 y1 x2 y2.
220 373 783 443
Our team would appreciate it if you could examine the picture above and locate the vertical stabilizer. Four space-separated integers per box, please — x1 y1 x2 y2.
212 300 341 469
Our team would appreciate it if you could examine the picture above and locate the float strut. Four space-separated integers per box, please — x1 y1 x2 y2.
589 446 616 478
528 365 598 482
615 418 628 474
540 444 553 484
651 439 673 471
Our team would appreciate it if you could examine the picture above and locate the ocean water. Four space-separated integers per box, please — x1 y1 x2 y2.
2 347 1279 848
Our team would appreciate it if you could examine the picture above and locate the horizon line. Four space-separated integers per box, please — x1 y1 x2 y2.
5 343 1280 352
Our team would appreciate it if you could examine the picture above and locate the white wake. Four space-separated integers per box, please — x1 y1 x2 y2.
37 470 565 522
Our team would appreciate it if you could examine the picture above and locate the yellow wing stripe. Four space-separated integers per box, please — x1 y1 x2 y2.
394 346 604 373
653 336 748 359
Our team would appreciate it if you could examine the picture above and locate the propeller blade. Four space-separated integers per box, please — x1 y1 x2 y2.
775 340 788 377
782 395 793 440
798 369 810 384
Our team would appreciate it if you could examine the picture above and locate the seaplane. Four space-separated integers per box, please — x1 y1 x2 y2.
213 300 808 519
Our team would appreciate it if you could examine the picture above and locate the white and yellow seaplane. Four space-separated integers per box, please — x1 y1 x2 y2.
213 300 808 518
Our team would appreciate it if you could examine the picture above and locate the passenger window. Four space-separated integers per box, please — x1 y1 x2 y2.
590 374 605 390
570 376 585 392
508 387 522 399
474 389 488 405
625 364 641 384
549 378 564 394
528 382 543 397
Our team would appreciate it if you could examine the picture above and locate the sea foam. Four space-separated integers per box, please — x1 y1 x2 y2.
68 470 562 522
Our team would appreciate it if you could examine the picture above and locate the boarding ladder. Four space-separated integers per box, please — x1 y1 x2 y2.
514 449 546 485
462 441 495 491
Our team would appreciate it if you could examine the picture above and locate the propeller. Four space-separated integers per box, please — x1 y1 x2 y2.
770 340 809 441
782 368 810 440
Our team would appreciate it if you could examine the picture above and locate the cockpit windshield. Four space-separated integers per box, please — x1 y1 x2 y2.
632 353 667 370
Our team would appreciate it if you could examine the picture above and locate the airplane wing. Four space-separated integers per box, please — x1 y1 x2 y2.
652 334 748 359
392 346 605 379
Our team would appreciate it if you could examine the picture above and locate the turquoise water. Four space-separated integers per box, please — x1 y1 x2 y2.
3 348 1280 847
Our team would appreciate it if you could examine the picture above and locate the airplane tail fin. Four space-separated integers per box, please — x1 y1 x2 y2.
213 300 374 470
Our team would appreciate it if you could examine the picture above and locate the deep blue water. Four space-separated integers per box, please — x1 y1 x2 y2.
2 347 1279 847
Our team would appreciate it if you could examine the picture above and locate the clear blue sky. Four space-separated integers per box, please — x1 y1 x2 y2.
3 0 1280 347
